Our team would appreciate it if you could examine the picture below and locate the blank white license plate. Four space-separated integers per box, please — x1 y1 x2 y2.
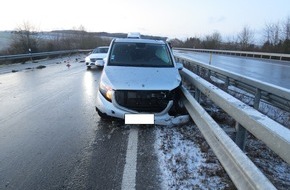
125 114 155 125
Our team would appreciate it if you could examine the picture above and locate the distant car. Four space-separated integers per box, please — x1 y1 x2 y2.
95 37 187 125
85 46 109 69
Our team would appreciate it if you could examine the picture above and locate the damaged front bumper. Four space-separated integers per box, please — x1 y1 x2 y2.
96 90 190 126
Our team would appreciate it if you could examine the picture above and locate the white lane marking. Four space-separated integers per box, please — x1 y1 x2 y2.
121 128 138 190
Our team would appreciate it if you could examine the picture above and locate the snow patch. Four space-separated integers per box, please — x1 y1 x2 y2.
155 124 229 189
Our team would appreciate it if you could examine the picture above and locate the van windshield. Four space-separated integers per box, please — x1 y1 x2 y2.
108 42 173 67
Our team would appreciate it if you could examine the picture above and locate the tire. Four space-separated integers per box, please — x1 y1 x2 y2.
174 99 188 115
87 66 91 70
172 88 188 115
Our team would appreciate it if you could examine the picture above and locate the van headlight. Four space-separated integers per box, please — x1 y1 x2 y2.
99 82 114 102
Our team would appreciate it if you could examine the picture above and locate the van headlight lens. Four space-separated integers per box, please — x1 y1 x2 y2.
99 82 114 102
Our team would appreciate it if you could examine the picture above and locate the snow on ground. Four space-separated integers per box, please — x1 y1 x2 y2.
155 123 234 190
245 134 290 189
228 85 290 128
154 96 290 190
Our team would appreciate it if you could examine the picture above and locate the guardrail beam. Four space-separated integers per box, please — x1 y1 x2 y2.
0 49 92 62
175 55 290 113
181 68 290 164
175 48 290 61
181 86 276 190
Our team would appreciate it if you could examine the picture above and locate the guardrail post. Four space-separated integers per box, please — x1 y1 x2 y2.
225 76 230 91
208 69 211 79
253 88 261 110
194 65 201 102
235 122 247 151
196 65 200 75
195 88 201 103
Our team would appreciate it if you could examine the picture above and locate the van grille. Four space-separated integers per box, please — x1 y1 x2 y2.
114 90 175 112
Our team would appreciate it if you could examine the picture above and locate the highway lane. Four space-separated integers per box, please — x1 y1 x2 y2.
0 57 162 190
174 50 290 89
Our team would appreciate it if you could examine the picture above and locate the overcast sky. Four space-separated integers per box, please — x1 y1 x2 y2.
1 0 290 40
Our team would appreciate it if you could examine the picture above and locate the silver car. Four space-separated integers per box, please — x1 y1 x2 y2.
85 46 109 69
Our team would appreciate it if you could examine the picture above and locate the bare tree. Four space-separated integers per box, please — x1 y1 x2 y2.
283 17 290 40
9 22 39 54
73 25 87 48
203 31 222 49
70 25 104 49
264 22 281 45
237 26 254 50
183 37 201 48
168 38 184 47
223 35 238 50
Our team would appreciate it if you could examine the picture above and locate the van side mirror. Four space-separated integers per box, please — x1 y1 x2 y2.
176 63 183 70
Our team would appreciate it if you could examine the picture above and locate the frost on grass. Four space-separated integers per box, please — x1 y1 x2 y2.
200 95 290 190
228 86 290 128
154 95 289 189
246 135 290 189
155 124 234 190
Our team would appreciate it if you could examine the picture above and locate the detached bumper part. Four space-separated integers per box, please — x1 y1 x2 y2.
154 114 190 126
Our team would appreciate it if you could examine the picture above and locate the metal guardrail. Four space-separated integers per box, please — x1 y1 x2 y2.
180 68 290 189
174 55 290 113
181 86 277 190
0 49 91 62
181 68 290 163
175 48 290 61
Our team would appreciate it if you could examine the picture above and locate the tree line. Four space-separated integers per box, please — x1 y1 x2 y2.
0 22 167 57
169 16 290 54
0 24 111 56
1 17 290 56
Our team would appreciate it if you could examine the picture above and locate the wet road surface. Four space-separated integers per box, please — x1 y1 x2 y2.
0 57 162 190
174 50 290 89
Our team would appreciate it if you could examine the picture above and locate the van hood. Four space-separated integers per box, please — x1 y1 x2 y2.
101 66 181 90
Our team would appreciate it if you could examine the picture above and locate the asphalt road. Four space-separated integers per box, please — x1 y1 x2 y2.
174 50 290 89
0 56 162 190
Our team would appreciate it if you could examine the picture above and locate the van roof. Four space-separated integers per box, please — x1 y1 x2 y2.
114 38 166 44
